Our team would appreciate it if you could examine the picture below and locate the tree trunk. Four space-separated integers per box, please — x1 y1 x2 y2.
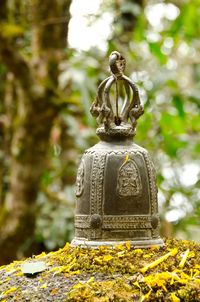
0 0 72 264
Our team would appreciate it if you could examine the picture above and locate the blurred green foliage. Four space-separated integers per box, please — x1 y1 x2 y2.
32 0 199 247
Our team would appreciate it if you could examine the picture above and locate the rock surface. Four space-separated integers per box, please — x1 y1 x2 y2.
0 238 200 301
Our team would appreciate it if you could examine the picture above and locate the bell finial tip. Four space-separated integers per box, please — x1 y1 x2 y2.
109 51 126 77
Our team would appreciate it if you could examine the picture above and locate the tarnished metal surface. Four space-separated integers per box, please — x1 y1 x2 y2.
71 51 164 248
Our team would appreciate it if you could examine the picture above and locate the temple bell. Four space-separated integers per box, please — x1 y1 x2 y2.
71 51 164 248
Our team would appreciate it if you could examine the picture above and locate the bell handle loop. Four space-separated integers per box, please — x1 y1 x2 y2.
104 76 115 121
109 51 126 78
122 75 141 107
120 75 142 120
120 81 131 120
97 76 111 107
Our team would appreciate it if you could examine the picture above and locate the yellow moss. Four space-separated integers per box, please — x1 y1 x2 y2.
143 253 153 258
67 279 134 302
40 283 47 289
1 239 200 301
141 289 152 301
94 255 113 264
5 278 11 282
13 272 23 277
171 292 180 302
2 287 17 296
140 248 178 273
0 265 6 271
179 249 190 269
114 243 124 251
134 248 143 254
125 241 131 250
144 272 172 291
35 252 46 259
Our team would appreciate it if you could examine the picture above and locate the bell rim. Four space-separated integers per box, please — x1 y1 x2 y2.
71 238 165 249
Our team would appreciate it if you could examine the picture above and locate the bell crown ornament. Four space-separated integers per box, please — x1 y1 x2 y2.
90 51 144 140
71 51 164 248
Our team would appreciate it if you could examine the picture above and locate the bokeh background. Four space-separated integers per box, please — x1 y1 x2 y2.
0 0 199 264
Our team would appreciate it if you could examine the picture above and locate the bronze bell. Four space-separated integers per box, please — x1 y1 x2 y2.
71 51 164 248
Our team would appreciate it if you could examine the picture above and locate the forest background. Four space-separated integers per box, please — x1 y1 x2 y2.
0 0 199 265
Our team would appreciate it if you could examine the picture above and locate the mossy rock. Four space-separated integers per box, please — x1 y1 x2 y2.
0 238 200 301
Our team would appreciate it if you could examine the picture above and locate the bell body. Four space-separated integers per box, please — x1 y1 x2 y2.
72 138 163 247
71 51 164 247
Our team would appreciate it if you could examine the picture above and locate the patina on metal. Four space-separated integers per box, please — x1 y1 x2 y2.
71 51 164 248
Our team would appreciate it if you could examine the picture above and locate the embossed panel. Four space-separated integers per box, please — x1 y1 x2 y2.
117 159 142 197
104 151 150 215
75 160 85 197
75 154 93 215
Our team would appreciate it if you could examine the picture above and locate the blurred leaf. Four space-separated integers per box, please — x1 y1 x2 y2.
0 63 7 75
182 4 199 38
194 143 200 154
148 42 167 64
161 133 187 158
160 112 185 135
41 170 53 187
172 95 185 118
21 261 47 275
120 2 141 16
78 79 95 127
1 22 24 38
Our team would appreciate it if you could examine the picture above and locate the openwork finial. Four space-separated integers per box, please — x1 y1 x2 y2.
90 51 144 140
